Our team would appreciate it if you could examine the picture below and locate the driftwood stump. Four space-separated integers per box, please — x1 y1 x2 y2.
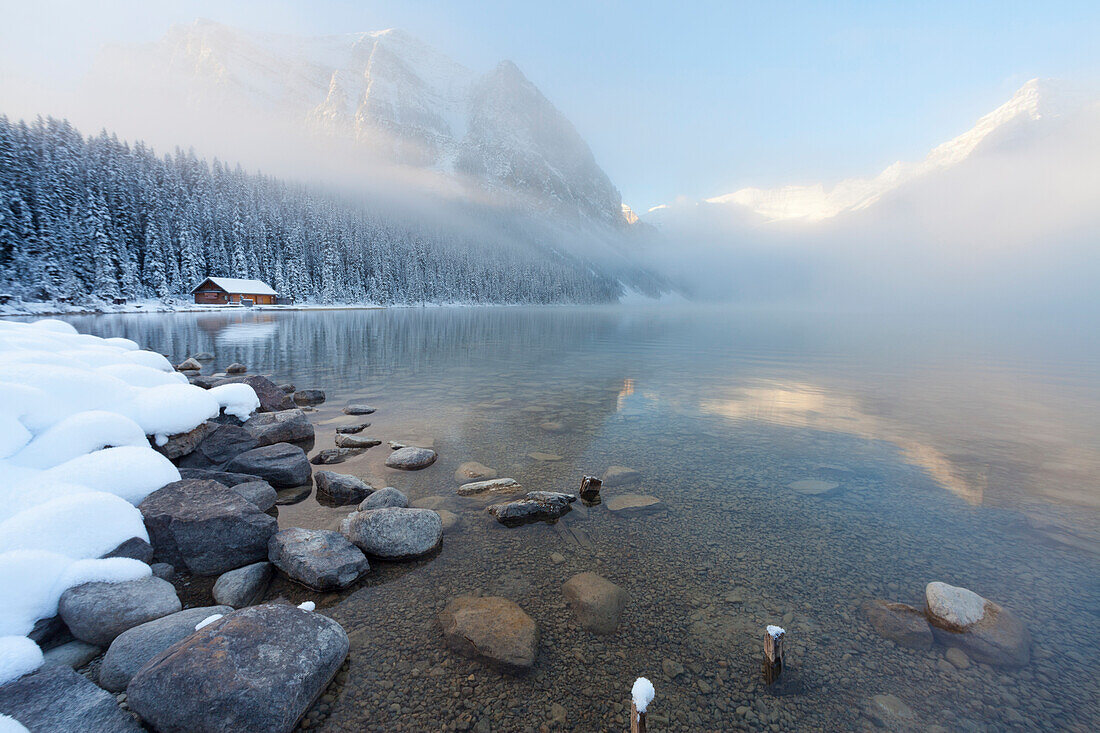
762 626 785 684
630 700 647 733
579 475 603 504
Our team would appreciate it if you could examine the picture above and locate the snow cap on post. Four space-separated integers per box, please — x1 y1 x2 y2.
632 676 655 713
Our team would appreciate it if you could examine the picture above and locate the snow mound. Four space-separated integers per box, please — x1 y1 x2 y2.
208 383 261 422
27 319 77 335
38 446 180 505
0 412 31 459
297 601 316 612
0 635 43 686
120 383 220 444
10 410 149 469
0 713 30 733
0 492 148 558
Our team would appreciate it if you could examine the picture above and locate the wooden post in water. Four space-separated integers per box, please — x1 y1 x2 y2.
630 700 646 733
579 475 603 504
763 625 785 684
630 677 653 733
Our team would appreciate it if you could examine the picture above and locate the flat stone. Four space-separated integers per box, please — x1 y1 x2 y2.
538 421 566 433
42 640 101 670
601 466 640 487
140 479 279 575
226 442 311 488
230 480 278 512
358 487 409 510
436 509 460 532
0 664 143 732
866 694 916 728
946 646 971 669
341 507 443 560
276 485 313 505
385 446 437 470
562 572 629 634
177 468 262 486
550 552 565 564
311 448 351 465
226 363 247 374
334 433 381 449
411 495 448 510
243 409 314 446
335 421 370 434
292 389 326 406
925 582 1030 667
343 404 376 415
528 452 562 462
486 491 576 526
454 461 497 483
269 528 369 591
605 493 662 515
213 561 274 608
99 605 234 692
314 470 373 507
862 600 933 650
127 604 349 733
192 353 214 362
456 478 524 496
788 479 842 496
439 596 538 673
58 576 181 647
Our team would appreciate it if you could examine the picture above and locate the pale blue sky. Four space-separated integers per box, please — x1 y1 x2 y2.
1 0 1097 210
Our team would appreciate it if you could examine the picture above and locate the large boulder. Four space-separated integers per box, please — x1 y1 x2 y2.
225 443 311 488
139 479 279 575
341 507 442 560
862 600 933 650
99 605 234 692
154 421 216 460
243 409 314 446
0 664 144 732
314 471 373 507
486 491 576 526
562 572 629 634
385 446 437 470
358 486 408 510
127 604 349 733
439 596 538 673
209 375 295 413
269 528 370 591
924 582 1031 666
213 561 274 608
179 423 259 468
58 577 181 647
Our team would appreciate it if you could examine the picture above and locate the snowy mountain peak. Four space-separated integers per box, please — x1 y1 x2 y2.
691 78 1088 224
90 21 624 227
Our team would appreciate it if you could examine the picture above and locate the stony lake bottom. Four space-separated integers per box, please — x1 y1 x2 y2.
61 305 1099 732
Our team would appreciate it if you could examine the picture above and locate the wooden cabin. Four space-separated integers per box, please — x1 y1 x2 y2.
191 277 278 306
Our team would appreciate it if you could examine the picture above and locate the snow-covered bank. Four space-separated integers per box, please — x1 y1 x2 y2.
0 319 259 684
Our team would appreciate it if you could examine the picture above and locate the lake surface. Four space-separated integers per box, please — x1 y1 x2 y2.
59 306 1099 731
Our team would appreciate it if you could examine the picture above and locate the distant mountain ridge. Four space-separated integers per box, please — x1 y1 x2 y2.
652 78 1093 224
91 20 626 228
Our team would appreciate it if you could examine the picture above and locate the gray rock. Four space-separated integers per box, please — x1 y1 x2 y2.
42 640 101 670
862 600 933 650
213 561 274 608
335 421 370 434
225 442 311 488
454 461 497 483
230 480 278 512
226 362 247 374
334 433 381 449
139 479 279 575
243 409 314 446
438 596 538 673
150 563 175 580
0 664 144 732
127 604 349 733
865 693 917 729
343 404 376 415
456 478 524 496
600 466 641 487
177 467 262 486
292 389 326 406
310 448 351 465
180 423 259 468
269 528 370 591
99 605 234 692
58 576 181 647
191 352 214 361
103 536 154 563
277 383 295 394
208 375 295 413
314 471 373 507
176 357 201 371
154 421 216 460
357 486 408 510
562 572 629 634
385 446 437 470
486 491 576 526
341 507 443 560
924 582 1030 666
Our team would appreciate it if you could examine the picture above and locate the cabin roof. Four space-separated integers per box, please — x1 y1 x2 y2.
191 277 277 296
